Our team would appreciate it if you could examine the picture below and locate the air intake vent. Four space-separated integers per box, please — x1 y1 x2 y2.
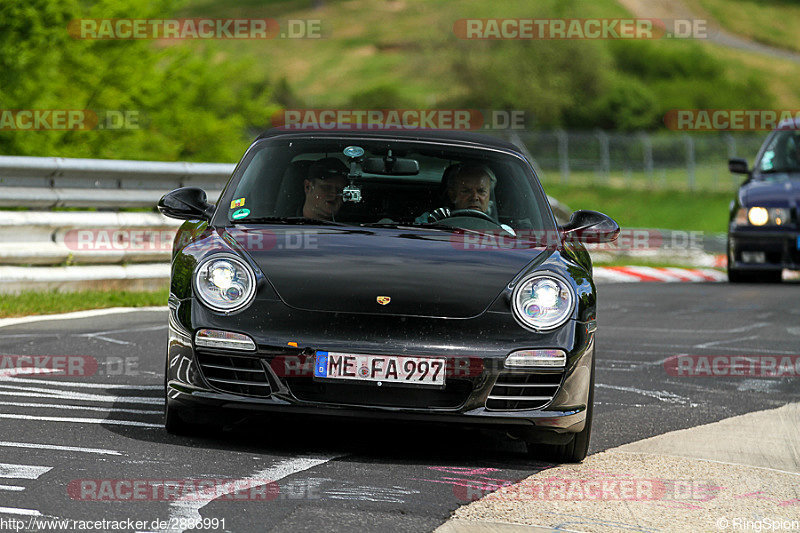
485 371 562 410
196 352 271 398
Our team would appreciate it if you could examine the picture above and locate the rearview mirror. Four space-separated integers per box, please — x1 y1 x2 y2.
560 210 620 244
362 157 419 175
158 187 215 220
728 158 749 174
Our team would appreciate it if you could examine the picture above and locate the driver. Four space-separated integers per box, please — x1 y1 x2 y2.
301 158 349 221
417 163 496 223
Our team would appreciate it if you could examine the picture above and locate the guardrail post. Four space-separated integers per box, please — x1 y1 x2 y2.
684 134 696 191
596 129 610 184
725 133 736 159
640 132 653 186
556 129 569 185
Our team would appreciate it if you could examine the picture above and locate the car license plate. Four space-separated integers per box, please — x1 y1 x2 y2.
314 351 446 386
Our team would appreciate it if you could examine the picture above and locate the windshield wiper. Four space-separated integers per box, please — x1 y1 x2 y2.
232 216 346 226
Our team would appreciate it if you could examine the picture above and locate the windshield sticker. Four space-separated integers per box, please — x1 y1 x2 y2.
231 208 250 220
230 197 246 209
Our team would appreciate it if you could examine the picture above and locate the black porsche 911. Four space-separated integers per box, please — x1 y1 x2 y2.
157 128 618 463
728 121 800 282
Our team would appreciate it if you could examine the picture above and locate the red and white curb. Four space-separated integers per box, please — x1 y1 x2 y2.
594 266 727 283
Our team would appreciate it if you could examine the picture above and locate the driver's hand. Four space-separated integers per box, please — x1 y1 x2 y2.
427 207 451 222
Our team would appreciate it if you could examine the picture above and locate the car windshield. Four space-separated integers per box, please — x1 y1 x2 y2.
757 130 800 177
222 137 555 234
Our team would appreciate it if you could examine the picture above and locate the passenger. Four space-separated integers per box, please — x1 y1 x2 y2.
301 158 349 221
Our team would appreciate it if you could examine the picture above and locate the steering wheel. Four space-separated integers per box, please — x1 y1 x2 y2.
447 209 496 223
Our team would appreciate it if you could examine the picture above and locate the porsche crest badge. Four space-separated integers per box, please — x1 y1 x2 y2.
376 296 391 305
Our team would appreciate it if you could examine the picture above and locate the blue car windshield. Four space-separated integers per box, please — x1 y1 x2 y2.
222 137 555 233
758 130 800 177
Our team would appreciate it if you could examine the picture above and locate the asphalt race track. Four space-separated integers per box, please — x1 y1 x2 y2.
0 282 798 532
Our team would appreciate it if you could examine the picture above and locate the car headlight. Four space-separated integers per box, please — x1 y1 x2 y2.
737 207 790 226
511 273 575 332
193 254 256 312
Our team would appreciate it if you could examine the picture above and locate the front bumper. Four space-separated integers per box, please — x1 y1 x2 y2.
728 228 800 271
166 301 595 436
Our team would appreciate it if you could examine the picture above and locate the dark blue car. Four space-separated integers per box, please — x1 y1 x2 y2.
727 121 800 282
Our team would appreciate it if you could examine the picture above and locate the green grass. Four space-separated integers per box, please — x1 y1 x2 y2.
0 287 169 318
543 184 731 233
538 166 745 193
172 0 800 115
697 0 800 53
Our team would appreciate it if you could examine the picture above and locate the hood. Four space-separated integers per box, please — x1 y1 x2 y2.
225 226 547 318
741 176 800 209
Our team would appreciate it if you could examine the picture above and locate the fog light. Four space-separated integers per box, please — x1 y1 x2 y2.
195 329 256 351
741 251 766 264
505 349 566 368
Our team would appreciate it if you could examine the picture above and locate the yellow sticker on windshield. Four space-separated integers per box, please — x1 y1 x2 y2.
230 198 245 209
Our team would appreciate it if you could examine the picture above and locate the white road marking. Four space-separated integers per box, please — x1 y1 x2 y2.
693 335 760 349
0 413 161 428
0 385 161 405
603 322 769 334
0 441 122 456
0 376 163 390
0 307 168 329
0 463 52 479
72 325 167 346
0 401 161 415
76 325 167 337
0 368 62 378
166 454 342 532
0 506 42 516
634 341 797 355
595 383 698 406
0 485 24 491
79 335 132 346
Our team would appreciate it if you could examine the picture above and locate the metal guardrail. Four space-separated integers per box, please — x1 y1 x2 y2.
0 156 230 208
2 154 690 292
0 155 234 291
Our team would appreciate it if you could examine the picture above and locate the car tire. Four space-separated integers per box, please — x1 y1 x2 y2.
164 397 195 435
756 270 782 283
164 357 216 436
526 356 594 464
727 267 755 283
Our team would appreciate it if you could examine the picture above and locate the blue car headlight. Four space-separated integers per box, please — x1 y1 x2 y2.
511 272 575 332
736 207 790 226
193 254 256 313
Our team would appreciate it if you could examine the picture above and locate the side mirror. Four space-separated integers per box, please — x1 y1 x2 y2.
158 187 215 221
560 210 620 244
728 158 749 174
